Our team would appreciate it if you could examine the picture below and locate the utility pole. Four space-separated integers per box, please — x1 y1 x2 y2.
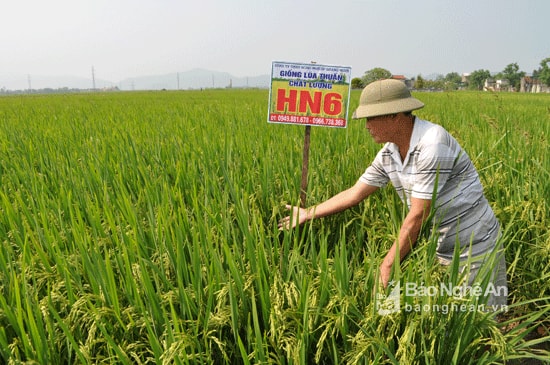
177 73 180 90
27 74 32 93
92 66 96 90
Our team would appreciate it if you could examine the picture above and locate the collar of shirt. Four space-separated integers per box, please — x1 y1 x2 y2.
386 117 431 166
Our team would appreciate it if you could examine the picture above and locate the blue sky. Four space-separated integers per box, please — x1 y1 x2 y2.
1 0 549 83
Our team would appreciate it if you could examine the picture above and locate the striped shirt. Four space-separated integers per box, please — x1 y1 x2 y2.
359 118 500 261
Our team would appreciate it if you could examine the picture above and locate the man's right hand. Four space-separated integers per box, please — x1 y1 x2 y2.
277 205 310 230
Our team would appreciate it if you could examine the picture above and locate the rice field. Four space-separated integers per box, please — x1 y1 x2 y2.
0 89 548 364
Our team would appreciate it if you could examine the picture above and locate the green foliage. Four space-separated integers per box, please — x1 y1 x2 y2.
497 63 526 91
414 75 425 89
537 57 550 86
415 73 463 91
351 78 364 89
468 69 492 90
0 90 548 364
361 68 392 86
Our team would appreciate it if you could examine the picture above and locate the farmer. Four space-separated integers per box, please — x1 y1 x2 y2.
278 79 507 309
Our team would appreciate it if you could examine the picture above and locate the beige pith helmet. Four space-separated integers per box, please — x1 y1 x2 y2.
352 79 424 119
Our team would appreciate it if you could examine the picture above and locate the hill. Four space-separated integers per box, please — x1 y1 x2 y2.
118 69 270 90
1 69 270 92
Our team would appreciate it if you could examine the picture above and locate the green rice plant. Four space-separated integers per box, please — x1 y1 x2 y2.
0 90 548 364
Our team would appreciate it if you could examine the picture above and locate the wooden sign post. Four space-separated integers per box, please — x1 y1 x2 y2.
300 125 311 207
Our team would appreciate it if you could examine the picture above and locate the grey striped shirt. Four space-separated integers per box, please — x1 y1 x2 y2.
360 118 499 260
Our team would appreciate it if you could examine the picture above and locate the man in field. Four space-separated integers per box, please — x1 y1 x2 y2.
278 79 507 309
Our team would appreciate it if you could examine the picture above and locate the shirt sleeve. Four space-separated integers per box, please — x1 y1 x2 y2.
411 143 458 200
359 149 390 187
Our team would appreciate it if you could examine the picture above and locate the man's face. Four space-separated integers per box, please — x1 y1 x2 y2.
365 114 397 143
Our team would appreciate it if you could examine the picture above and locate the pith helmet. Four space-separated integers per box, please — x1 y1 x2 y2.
352 79 424 119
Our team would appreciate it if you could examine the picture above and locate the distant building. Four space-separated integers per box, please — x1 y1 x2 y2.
483 78 511 92
520 76 549 93
391 74 413 88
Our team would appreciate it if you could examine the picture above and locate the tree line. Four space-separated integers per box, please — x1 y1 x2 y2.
352 57 550 91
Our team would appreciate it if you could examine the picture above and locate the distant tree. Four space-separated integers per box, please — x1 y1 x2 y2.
351 77 364 89
501 62 525 91
434 74 447 89
361 68 392 86
414 75 425 89
537 57 550 87
444 72 462 90
468 69 491 90
427 78 445 90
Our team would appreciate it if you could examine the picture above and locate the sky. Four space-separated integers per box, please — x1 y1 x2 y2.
1 0 549 87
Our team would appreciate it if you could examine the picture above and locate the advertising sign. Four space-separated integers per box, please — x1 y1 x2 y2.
268 61 352 128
